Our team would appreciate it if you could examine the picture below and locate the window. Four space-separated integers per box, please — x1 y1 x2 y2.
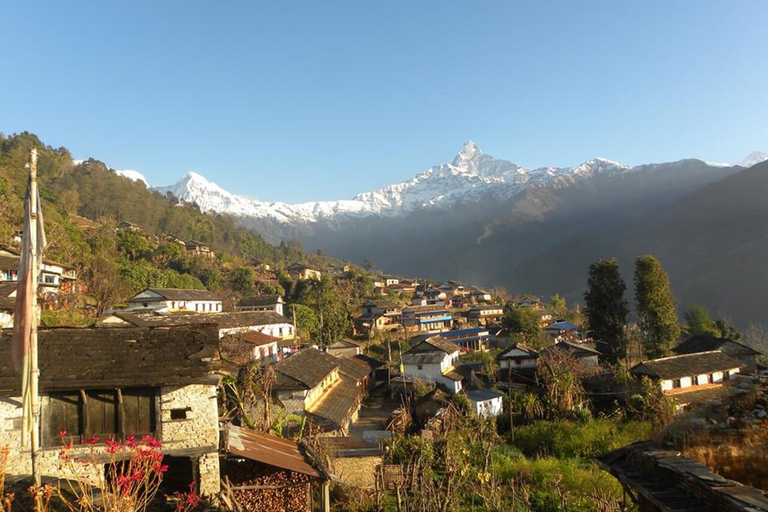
691 376 699 386
43 274 56 284
417 365 423 370
672 379 681 388
708 373 714 384
45 388 156 446
723 370 731 381
515 360 522 366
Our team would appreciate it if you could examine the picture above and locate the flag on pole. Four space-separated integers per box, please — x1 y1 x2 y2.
12 151 46 445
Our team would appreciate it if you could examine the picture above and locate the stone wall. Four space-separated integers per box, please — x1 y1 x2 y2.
0 383 221 496
331 455 382 488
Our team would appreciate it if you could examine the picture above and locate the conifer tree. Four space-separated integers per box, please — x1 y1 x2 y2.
634 255 680 359
584 258 629 365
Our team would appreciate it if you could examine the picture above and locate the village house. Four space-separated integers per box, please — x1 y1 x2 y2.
673 335 761 374
466 389 504 418
116 220 143 233
433 327 491 352
400 337 463 395
0 325 223 497
423 287 448 305
471 289 493 303
185 240 214 258
497 343 539 372
544 321 583 343
326 338 361 358
222 330 282 365
271 348 375 433
0 247 77 295
287 262 322 281
401 306 453 333
387 282 416 296
236 294 284 316
328 264 350 275
540 341 601 366
466 305 504 326
512 296 543 309
164 234 186 245
250 259 271 272
125 287 222 313
382 275 400 286
98 310 297 341
630 350 743 395
353 311 390 337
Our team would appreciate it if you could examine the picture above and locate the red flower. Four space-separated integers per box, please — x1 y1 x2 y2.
154 464 169 474
105 439 121 454
186 492 200 506
58 430 67 438
83 436 100 445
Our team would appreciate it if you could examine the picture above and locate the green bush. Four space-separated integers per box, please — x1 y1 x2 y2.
511 419 652 458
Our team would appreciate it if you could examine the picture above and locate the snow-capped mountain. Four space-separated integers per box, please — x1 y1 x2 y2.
741 151 768 168
114 169 148 186
154 141 636 225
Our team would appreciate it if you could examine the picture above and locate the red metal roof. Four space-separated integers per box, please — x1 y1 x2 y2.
226 424 322 478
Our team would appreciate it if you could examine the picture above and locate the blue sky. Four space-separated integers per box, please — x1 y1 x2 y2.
1 1 767 202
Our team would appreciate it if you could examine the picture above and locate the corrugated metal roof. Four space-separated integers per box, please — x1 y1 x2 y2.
226 424 322 478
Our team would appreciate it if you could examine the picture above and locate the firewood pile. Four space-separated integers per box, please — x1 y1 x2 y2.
222 459 311 512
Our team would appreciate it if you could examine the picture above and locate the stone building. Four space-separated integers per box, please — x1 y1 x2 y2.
125 287 222 314
0 325 223 497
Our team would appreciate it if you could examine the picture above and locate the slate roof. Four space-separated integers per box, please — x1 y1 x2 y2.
408 337 460 355
236 295 282 308
363 300 399 309
673 335 761 357
596 442 768 512
0 325 220 394
131 288 220 302
630 350 743 380
273 348 339 390
466 389 503 403
337 357 373 382
540 341 600 359
307 376 359 430
350 354 384 372
328 338 360 350
99 310 290 329
401 352 447 366
498 343 539 359
234 331 281 346
545 321 579 331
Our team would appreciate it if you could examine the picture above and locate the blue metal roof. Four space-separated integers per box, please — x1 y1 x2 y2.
438 327 487 338
546 321 579 331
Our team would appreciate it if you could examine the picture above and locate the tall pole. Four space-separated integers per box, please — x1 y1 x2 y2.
29 149 41 488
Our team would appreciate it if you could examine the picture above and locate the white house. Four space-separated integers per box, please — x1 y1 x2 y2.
497 343 539 371
401 337 463 394
630 350 743 394
287 263 322 281
466 389 504 418
98 310 297 341
0 247 77 295
236 294 284 316
126 288 222 313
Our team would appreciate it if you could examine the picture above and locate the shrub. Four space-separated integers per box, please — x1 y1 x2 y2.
511 419 652 458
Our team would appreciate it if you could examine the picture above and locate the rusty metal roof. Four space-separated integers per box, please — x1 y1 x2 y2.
226 424 322 478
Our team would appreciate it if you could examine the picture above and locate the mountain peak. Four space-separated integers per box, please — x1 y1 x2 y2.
452 141 483 167
741 151 768 168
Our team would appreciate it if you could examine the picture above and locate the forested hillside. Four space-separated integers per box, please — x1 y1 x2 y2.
0 132 320 316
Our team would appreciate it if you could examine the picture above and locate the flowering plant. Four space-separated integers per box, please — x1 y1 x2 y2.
57 432 193 512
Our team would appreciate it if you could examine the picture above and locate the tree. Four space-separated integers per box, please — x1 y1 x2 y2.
87 255 131 317
502 307 544 346
584 258 629 365
231 266 255 293
362 258 376 272
634 255 680 359
550 294 567 317
682 304 720 337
